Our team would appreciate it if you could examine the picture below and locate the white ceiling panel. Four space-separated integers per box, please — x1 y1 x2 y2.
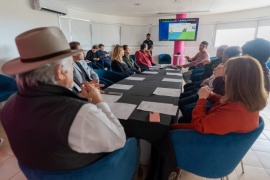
58 0 270 17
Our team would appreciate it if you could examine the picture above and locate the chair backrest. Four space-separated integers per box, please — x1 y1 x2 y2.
94 70 126 83
0 74 17 91
130 54 136 62
266 60 270 70
158 54 171 64
0 74 18 102
170 117 264 178
19 138 137 180
210 56 218 61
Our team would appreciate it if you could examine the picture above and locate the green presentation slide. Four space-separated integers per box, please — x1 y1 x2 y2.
168 23 196 40
178 32 196 40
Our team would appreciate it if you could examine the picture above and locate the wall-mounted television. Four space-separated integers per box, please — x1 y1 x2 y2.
159 18 199 41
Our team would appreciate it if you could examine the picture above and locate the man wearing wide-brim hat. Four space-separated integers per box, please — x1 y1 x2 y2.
0 27 126 171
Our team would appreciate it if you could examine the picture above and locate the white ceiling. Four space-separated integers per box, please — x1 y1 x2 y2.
58 0 270 17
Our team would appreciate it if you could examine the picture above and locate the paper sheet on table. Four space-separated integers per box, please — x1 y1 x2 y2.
101 94 122 105
108 103 137 120
149 66 160 71
162 78 182 83
125 77 145 81
108 84 133 90
166 72 182 76
137 101 178 116
142 71 159 74
153 87 181 97
149 65 159 69
149 64 169 70
160 64 170 68
166 68 179 71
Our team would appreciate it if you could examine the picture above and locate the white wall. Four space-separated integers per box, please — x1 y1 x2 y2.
1 0 270 74
0 2 153 74
68 7 147 25
64 8 156 61
0 0 59 73
141 6 270 57
191 6 270 24
65 6 270 61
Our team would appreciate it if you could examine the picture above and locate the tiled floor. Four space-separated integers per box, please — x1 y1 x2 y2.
0 99 270 180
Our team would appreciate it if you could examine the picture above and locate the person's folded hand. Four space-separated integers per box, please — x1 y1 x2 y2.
198 86 212 99
81 82 103 104
88 80 105 94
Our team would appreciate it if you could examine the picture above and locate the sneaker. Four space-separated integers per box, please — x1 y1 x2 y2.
0 138 4 146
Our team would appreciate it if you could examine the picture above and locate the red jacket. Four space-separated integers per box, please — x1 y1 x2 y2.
135 50 154 67
171 94 259 135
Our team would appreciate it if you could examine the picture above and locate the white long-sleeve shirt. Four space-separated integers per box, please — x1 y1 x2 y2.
68 102 126 153
208 74 216 88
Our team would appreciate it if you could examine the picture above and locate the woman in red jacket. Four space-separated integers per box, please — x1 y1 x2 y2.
171 56 268 134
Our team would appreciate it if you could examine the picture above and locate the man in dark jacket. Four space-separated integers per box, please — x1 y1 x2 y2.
97 44 111 70
200 45 228 80
85 45 103 69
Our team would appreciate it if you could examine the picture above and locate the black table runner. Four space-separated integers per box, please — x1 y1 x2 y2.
105 68 182 180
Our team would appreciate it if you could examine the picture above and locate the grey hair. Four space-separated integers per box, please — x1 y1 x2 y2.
16 57 73 90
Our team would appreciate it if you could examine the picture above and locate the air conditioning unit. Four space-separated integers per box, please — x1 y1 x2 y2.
33 0 68 16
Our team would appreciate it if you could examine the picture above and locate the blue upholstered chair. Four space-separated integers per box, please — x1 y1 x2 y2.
266 60 270 70
158 54 171 64
94 70 126 83
0 74 17 103
19 138 138 180
171 117 264 179
99 77 114 88
210 56 218 61
190 67 204 82
130 54 136 62
189 56 218 81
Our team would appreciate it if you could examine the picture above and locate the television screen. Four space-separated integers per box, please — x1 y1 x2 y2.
159 18 199 41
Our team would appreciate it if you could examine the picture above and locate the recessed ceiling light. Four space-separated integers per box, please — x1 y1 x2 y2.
134 3 142 6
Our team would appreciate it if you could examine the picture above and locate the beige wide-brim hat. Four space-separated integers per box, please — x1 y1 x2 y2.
2 26 83 75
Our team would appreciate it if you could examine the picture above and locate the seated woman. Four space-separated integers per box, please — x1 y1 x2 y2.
178 46 241 116
172 56 268 134
111 45 135 76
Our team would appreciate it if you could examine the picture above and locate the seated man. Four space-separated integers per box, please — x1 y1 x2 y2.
135 43 156 71
1 27 126 172
183 45 229 92
97 44 111 70
178 41 210 83
123 45 141 74
85 45 103 70
193 45 228 82
69 41 111 90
